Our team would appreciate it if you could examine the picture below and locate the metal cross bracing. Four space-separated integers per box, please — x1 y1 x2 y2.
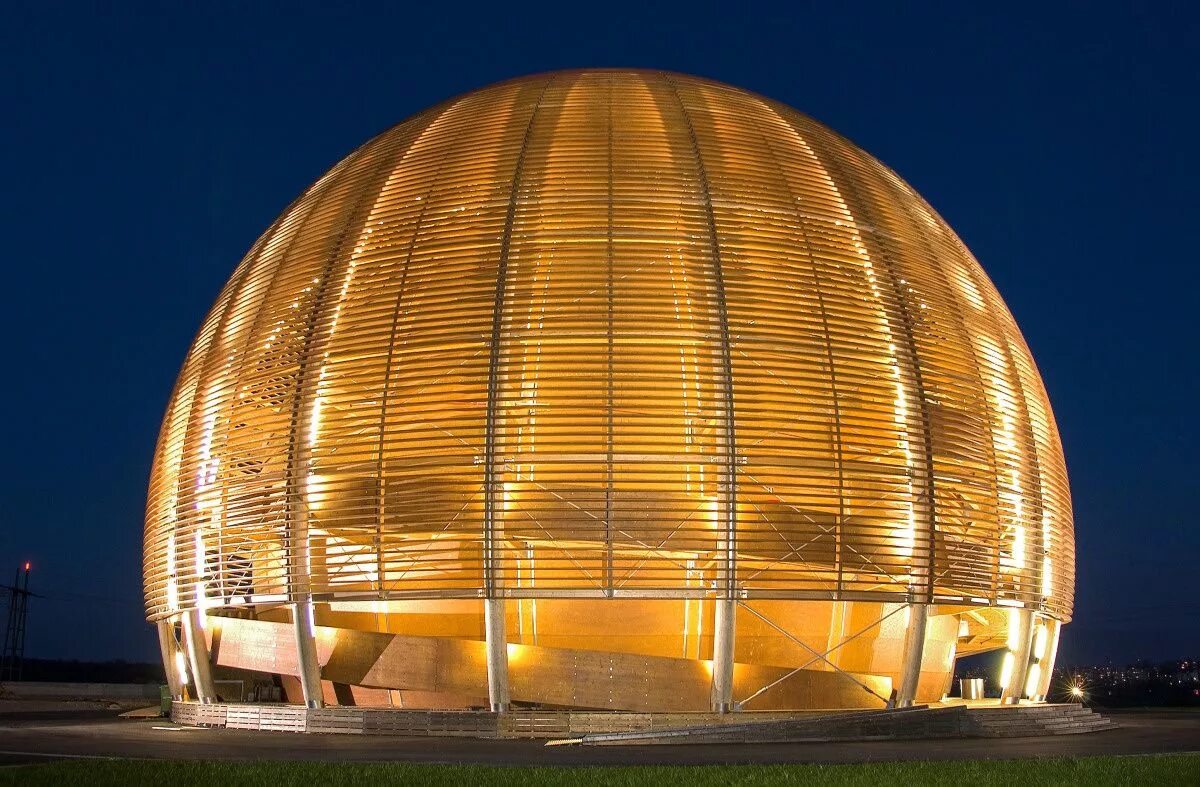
735 600 905 709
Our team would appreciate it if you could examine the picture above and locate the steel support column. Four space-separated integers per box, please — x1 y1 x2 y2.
156 619 183 700
1033 617 1062 702
479 80 552 716
711 598 736 713
664 76 740 715
896 602 929 707
1001 608 1035 704
802 105 947 711
293 600 324 708
484 597 510 712
181 608 216 703
279 137 415 713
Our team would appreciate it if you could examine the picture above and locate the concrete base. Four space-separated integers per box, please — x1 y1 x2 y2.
168 701 1116 741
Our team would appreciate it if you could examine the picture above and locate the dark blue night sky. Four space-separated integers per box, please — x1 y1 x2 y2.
1 2 1195 666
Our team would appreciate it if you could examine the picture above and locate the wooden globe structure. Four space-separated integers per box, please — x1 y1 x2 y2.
145 70 1073 712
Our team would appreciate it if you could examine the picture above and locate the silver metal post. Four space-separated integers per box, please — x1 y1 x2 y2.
1001 608 1035 704
711 597 736 713
181 608 216 703
293 600 324 708
896 601 929 707
285 408 323 709
484 597 510 712
1034 617 1062 701
156 619 183 700
477 92 551 717
664 76 741 715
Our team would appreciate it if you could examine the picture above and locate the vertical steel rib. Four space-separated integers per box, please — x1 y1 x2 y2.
744 98 848 597
192 143 370 614
813 148 1004 603
278 130 429 708
160 233 273 610
283 130 429 605
795 123 939 604
144 73 1075 688
900 206 1044 605
372 102 463 596
945 237 1047 605
483 77 556 598
162 162 337 617
604 74 616 597
662 73 739 598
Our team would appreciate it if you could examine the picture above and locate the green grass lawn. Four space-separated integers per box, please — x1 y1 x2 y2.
1 755 1197 786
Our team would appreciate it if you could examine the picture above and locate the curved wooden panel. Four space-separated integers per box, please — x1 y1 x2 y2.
144 70 1073 624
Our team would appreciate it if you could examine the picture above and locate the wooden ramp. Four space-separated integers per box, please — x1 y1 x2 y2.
552 703 1117 745
213 617 890 712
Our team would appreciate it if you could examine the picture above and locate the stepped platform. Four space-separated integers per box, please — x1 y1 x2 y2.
556 702 1116 745
169 700 1116 742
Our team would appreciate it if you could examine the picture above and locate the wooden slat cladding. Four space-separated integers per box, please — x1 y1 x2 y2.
144 70 1073 624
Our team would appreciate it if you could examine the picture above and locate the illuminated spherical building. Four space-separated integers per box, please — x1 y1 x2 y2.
145 70 1073 713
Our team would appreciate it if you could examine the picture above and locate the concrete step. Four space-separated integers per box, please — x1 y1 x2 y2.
571 706 956 746
1040 719 1118 731
549 703 1117 746
963 704 1115 738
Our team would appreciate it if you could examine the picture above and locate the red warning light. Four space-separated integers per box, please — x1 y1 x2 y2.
24 562 30 571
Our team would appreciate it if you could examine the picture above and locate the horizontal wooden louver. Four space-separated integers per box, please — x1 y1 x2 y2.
144 70 1073 624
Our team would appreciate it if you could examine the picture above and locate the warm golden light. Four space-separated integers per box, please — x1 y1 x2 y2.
143 69 1074 712
1000 652 1016 691
1007 608 1023 651
174 650 189 686
1024 663 1041 698
1034 623 1049 660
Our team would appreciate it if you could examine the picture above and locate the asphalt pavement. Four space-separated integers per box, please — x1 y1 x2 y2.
0 707 1196 767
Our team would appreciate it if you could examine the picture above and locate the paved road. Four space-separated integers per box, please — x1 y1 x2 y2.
0 709 1195 767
